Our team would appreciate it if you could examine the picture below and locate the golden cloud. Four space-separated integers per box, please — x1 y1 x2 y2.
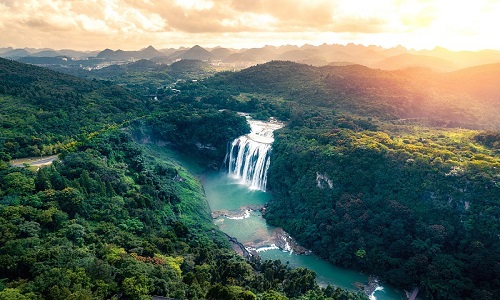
0 0 499 50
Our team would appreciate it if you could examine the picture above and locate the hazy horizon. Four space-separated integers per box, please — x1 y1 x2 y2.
3 42 500 54
1 0 499 52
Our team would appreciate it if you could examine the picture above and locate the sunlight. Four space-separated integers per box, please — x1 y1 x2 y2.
174 0 214 11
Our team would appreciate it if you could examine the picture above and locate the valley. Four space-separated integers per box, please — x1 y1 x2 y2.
0 47 499 300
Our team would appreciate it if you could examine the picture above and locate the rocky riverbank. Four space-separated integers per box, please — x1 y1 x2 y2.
215 206 311 256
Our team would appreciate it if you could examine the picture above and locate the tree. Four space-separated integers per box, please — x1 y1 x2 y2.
122 275 152 300
2 172 35 196
261 290 289 300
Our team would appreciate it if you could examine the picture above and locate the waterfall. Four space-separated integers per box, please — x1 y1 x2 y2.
226 118 282 191
228 136 271 191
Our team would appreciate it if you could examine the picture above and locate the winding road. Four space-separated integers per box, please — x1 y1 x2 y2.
10 155 58 167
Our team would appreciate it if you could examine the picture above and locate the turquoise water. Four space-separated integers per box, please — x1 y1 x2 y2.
148 144 404 300
202 172 272 211
202 171 404 300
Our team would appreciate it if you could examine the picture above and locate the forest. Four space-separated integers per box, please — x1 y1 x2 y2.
0 57 368 299
1 56 499 299
190 61 500 299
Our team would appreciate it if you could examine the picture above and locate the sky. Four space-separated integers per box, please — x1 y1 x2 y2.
1 0 499 51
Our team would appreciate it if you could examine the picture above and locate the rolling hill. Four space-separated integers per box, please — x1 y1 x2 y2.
0 57 147 158
209 60 500 129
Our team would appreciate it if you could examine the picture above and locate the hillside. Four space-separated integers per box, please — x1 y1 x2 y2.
0 55 371 300
208 61 500 129
0 57 147 158
190 61 500 299
96 45 165 61
448 63 500 102
169 45 214 61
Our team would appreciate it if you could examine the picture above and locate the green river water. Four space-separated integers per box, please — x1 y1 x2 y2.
146 145 405 300
203 172 404 300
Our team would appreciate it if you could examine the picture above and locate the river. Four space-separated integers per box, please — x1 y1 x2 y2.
202 171 404 300
150 118 405 300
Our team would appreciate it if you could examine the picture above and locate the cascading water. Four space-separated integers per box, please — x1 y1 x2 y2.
206 116 403 299
226 118 282 191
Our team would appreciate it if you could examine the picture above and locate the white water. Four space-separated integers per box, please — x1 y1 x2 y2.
227 118 283 191
226 209 251 220
255 244 280 252
370 286 385 300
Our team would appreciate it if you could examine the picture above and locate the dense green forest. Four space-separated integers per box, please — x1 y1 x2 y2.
266 125 499 299
0 57 370 299
1 130 368 299
183 61 499 299
2 57 499 299
0 58 146 159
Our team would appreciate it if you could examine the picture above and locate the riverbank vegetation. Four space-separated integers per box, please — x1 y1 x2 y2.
2 56 499 299
0 129 367 300
1 57 370 299
194 61 500 299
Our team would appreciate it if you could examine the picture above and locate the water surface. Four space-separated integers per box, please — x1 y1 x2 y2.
202 171 404 300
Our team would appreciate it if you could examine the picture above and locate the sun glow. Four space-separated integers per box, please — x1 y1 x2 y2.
174 0 214 11
330 0 500 50
402 0 500 50
0 0 499 50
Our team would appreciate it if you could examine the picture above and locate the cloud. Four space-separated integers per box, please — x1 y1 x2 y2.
0 0 499 50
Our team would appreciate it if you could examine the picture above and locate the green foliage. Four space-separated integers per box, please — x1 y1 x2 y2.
6 57 498 300
2 171 35 196
262 290 289 300
0 57 146 158
1 130 350 300
0 288 35 300
474 131 500 150
265 125 499 299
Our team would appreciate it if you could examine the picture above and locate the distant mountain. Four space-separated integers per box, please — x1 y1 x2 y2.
31 50 61 57
58 49 99 58
170 45 214 61
276 49 329 66
0 47 14 54
96 45 166 61
223 47 277 62
210 47 234 60
373 53 457 71
279 49 320 61
159 48 179 56
96 48 119 59
414 47 500 69
139 45 164 59
1 48 31 58
264 44 300 54
448 63 500 104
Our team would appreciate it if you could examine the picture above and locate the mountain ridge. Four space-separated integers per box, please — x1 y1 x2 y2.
3 43 500 71
209 60 500 129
